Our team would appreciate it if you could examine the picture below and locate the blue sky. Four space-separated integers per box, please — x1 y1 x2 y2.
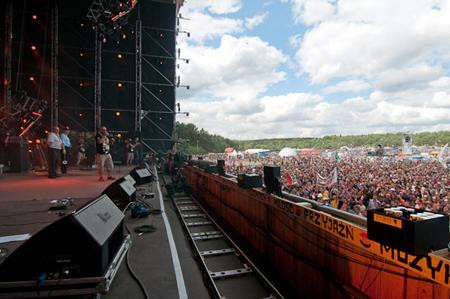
177 0 450 140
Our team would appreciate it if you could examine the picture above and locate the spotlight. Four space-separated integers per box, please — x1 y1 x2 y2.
36 139 41 144
45 130 48 134
122 34 126 39
31 45 37 51
117 53 123 59
80 23 84 27
102 37 107 43
79 113 83 117
29 76 35 81
32 14 37 20
79 82 84 87
23 119 27 123
117 82 123 88
117 133 122 138
80 52 84 57
28 140 33 144
115 111 121 117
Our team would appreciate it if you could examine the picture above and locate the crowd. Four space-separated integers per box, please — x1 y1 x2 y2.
203 154 449 216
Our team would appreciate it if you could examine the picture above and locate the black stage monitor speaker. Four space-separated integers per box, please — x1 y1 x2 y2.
124 174 136 186
102 178 136 211
217 160 225 176
237 174 262 189
130 167 153 185
264 165 282 196
0 195 125 281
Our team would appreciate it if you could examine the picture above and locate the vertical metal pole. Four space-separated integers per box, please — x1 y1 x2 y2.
94 29 102 131
50 4 59 128
135 15 142 133
3 0 13 107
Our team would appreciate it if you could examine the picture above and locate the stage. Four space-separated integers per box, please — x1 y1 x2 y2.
0 167 211 299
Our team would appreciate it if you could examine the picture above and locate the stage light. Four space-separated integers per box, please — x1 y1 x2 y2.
159 32 164 38
28 149 32 153
32 14 37 20
79 82 84 87
28 140 33 144
117 82 123 88
45 130 48 134
29 76 35 81
36 139 41 144
122 34 126 39
115 111 121 117
80 52 84 57
102 37 107 43
159 60 164 65
79 113 83 117
117 53 123 59
80 23 84 27
22 118 27 123
31 45 37 51
117 133 122 138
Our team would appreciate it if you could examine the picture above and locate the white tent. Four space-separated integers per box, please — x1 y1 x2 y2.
279 147 297 157
244 149 267 154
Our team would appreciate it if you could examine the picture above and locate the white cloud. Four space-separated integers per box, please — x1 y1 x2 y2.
179 35 286 100
430 76 450 88
323 79 371 94
184 0 242 15
182 12 243 43
245 13 268 30
289 0 335 25
291 0 450 85
430 91 450 108
289 34 302 48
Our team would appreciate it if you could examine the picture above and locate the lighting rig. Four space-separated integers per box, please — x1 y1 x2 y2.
87 0 138 40
0 91 47 136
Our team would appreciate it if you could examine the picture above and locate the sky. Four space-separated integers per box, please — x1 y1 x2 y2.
176 0 450 140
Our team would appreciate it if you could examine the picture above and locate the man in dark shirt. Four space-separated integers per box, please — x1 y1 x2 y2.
96 126 115 181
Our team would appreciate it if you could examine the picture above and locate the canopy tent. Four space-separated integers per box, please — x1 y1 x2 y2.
279 147 297 157
224 147 234 154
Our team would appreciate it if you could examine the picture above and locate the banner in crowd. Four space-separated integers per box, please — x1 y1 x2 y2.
316 167 338 187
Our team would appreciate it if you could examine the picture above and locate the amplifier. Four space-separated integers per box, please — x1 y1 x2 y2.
237 174 262 189
367 207 449 255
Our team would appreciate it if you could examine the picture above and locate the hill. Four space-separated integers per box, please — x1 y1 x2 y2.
175 122 450 154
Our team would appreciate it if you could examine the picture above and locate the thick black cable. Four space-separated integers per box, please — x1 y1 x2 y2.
124 222 150 299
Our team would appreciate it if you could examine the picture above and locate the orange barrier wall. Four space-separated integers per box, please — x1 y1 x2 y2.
183 166 450 298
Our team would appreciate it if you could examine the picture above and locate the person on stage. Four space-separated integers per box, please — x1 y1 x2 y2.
76 138 87 168
60 126 71 174
96 126 115 181
46 126 63 179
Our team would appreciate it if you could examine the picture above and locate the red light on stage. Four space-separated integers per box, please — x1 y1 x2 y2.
117 82 123 88
32 111 42 117
29 76 35 81
22 118 27 123
31 45 37 51
115 111 121 117
117 53 123 59
20 127 24 130
32 14 37 20
36 139 41 144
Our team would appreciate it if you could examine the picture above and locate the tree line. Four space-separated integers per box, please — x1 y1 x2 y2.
175 122 450 154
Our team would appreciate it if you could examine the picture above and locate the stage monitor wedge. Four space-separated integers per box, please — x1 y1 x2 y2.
0 195 125 282
129 167 153 185
102 178 136 211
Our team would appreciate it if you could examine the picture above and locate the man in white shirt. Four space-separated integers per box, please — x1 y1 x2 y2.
47 126 62 178
60 126 71 174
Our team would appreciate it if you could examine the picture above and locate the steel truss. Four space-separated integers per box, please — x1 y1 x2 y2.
3 1 13 108
50 3 59 128
94 29 102 131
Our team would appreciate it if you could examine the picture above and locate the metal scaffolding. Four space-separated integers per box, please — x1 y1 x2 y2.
3 1 13 107
94 29 102 131
135 16 142 133
50 4 59 128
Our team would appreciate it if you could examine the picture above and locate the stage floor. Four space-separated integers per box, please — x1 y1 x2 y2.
0 167 211 299
0 167 134 202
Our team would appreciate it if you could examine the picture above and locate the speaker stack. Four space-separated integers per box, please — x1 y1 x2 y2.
264 165 282 196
